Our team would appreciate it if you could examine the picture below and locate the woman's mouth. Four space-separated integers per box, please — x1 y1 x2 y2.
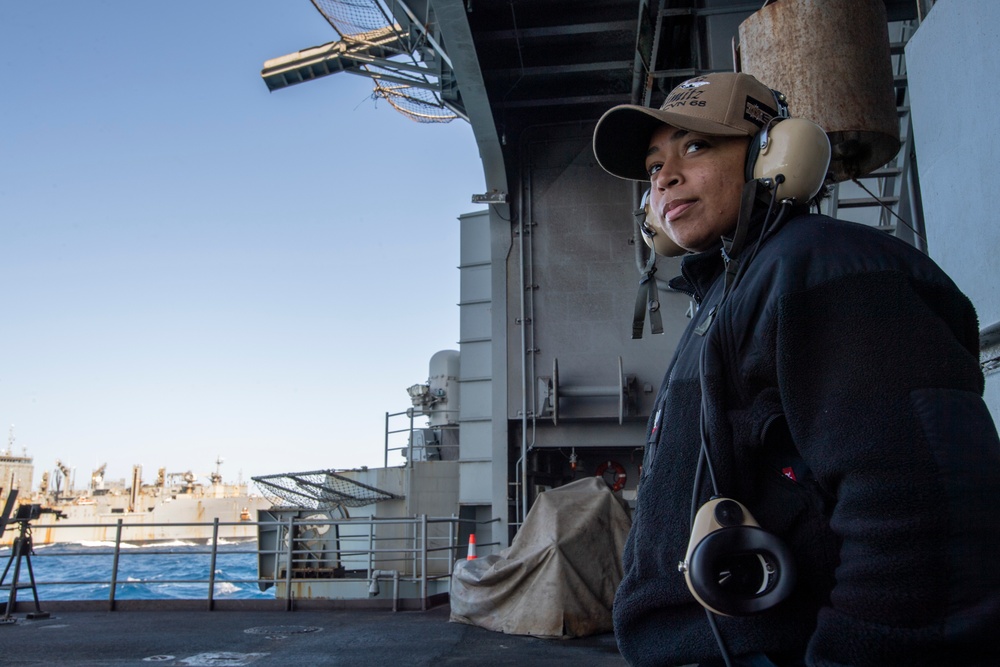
664 198 696 222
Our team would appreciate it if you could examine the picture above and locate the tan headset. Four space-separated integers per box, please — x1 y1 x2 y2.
746 93 832 204
641 110 830 260
636 189 687 257
680 497 797 616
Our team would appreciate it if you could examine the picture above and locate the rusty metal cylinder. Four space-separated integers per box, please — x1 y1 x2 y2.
738 0 900 182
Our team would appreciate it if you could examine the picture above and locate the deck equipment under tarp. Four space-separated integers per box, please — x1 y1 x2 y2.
449 476 631 638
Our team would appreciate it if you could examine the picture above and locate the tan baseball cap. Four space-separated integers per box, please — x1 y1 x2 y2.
593 72 779 181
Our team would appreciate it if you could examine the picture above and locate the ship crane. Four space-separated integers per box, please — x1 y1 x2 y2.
53 460 73 496
90 463 106 491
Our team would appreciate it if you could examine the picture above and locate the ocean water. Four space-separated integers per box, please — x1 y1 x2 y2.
0 540 275 601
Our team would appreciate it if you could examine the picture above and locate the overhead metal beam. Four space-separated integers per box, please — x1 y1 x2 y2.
500 92 630 109
261 29 408 91
474 20 635 42
486 60 633 78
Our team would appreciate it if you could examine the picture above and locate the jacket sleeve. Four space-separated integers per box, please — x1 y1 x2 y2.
775 270 1000 666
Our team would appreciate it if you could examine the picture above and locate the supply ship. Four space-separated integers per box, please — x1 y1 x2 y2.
0 452 269 547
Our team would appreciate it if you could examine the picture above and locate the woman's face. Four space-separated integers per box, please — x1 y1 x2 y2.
645 124 749 253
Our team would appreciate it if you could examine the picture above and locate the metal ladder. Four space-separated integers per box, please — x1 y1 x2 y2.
822 20 928 253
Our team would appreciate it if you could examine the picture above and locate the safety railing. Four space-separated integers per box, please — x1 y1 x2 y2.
383 409 460 467
0 514 500 616
261 513 496 611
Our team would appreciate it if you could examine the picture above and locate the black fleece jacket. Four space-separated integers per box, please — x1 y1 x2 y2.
613 212 1000 666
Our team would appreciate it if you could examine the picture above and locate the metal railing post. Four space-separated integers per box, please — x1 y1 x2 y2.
407 409 415 469
284 517 295 611
108 519 123 611
384 411 390 468
420 513 428 611
367 519 375 582
410 519 417 580
207 518 219 610
448 513 456 569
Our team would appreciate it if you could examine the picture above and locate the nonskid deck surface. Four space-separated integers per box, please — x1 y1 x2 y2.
0 605 627 666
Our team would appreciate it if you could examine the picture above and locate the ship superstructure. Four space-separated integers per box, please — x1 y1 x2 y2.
258 0 1000 558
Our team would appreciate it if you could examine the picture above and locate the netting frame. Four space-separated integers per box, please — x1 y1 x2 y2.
253 468 398 510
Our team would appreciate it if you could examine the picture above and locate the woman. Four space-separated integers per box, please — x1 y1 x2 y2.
592 71 1000 667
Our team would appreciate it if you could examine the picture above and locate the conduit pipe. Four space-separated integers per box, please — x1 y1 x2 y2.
368 569 400 611
517 160 530 527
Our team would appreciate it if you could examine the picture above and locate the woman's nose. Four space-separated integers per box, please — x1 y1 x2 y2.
652 160 680 189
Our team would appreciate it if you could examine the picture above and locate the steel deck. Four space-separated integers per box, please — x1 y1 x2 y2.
1 605 627 666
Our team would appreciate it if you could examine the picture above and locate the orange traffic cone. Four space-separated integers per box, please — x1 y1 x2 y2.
466 533 477 560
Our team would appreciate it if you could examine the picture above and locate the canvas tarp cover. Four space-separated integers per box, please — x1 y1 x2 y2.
449 476 632 638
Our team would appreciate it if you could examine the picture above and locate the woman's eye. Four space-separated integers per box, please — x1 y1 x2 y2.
647 163 661 177
684 141 707 154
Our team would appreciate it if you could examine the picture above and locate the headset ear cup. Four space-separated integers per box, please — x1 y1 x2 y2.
683 498 797 617
685 525 797 617
752 117 831 203
642 225 686 257
641 197 686 257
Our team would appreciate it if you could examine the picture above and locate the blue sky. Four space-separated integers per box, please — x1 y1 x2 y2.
0 2 486 488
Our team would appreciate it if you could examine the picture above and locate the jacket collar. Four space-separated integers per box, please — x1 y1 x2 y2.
676 245 724 303
674 201 812 303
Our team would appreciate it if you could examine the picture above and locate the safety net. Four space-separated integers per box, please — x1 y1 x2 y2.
310 0 458 123
252 469 397 509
